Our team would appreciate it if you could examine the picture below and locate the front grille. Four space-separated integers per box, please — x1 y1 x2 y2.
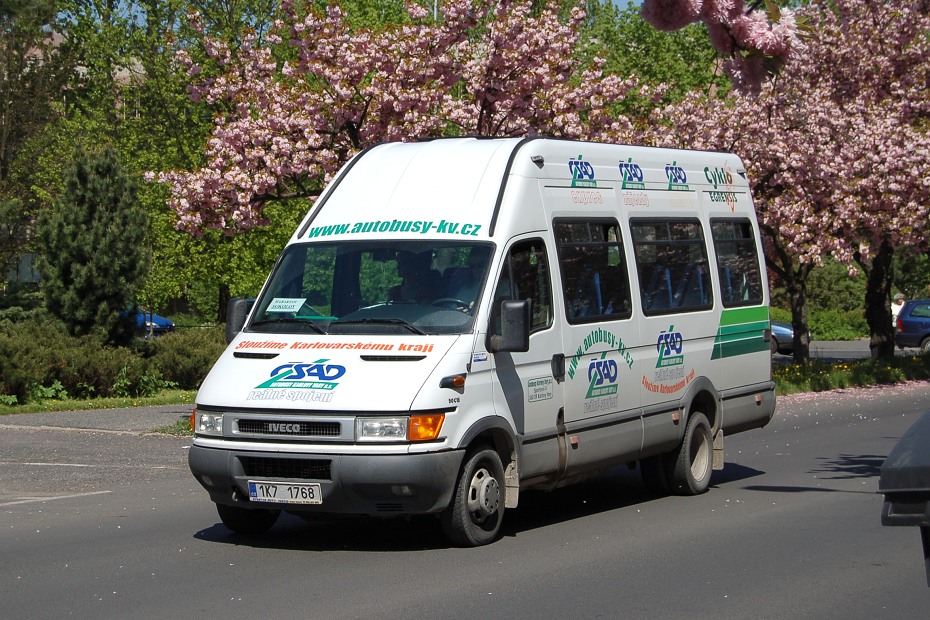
240 456 332 481
237 419 341 437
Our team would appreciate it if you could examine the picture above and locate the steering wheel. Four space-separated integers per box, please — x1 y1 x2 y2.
430 297 471 312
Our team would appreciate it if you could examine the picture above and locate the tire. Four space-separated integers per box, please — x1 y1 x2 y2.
668 412 713 496
640 454 671 495
216 503 280 535
920 337 930 355
770 336 779 354
440 447 505 547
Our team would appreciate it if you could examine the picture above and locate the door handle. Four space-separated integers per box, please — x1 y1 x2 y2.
551 353 565 381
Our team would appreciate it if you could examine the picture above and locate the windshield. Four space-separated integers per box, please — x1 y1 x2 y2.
248 240 495 336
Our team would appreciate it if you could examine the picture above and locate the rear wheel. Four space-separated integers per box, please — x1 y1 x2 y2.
440 447 505 547
669 412 713 496
920 337 930 355
216 503 280 535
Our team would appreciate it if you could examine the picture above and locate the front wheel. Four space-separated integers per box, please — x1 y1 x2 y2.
668 412 713 496
440 447 505 547
216 503 280 535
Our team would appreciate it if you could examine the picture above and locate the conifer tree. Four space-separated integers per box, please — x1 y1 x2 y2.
37 145 149 344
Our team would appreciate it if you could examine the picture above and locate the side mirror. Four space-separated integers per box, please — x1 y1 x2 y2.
490 299 530 353
225 298 255 343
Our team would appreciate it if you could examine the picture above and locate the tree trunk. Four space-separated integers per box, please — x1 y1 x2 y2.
217 283 231 323
766 240 813 364
861 240 895 361
786 265 811 364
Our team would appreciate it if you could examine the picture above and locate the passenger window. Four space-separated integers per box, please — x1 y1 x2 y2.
710 218 764 307
490 239 553 334
554 219 632 324
632 218 712 315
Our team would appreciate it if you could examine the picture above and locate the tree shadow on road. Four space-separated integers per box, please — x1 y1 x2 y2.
739 452 886 495
809 453 885 479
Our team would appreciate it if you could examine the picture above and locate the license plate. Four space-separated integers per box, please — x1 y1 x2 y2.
248 480 322 505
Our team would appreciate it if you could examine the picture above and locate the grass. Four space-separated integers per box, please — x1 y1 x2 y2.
773 354 930 395
152 417 195 436
0 389 197 416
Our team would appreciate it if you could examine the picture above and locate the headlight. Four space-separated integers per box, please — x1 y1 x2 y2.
355 413 445 442
194 410 224 436
356 417 407 442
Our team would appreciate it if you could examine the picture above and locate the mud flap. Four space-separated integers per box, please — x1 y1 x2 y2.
505 457 520 509
713 429 724 471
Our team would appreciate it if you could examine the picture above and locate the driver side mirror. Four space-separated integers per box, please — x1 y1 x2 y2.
225 298 255 343
489 299 530 353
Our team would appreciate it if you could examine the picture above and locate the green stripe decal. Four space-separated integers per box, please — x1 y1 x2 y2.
717 320 770 337
712 307 771 359
719 306 769 326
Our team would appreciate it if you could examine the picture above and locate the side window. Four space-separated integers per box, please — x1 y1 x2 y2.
911 304 930 319
711 218 764 307
632 218 712 315
491 239 553 333
554 218 632 324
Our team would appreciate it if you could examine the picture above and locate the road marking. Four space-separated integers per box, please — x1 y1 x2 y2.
0 461 182 469
0 490 111 507
1 461 92 467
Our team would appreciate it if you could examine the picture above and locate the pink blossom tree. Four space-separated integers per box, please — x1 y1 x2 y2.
651 0 930 360
153 1 474 234
640 0 804 95
805 0 930 359
648 84 840 361
442 1 639 139
152 0 642 236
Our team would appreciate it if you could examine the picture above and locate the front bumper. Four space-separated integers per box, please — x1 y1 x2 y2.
189 444 464 516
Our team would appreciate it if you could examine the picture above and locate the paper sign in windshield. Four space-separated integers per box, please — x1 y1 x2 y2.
267 298 305 313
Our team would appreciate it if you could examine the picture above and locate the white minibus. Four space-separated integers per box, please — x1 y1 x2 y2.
189 137 776 546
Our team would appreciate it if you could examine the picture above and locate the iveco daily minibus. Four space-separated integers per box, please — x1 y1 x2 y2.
189 137 776 546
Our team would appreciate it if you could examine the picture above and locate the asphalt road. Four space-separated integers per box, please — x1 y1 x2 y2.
2 385 930 619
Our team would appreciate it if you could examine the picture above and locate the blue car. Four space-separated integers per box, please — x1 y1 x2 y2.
894 299 930 353
132 307 175 337
770 321 794 355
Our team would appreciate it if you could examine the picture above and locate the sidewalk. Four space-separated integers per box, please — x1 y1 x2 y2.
808 339 921 360
0 403 193 433
809 339 871 360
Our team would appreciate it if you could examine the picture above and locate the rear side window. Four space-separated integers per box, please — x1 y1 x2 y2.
911 304 930 319
711 218 764 308
632 218 712 315
554 219 632 324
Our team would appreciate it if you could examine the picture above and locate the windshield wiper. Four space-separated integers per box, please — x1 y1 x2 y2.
250 317 326 334
332 318 426 335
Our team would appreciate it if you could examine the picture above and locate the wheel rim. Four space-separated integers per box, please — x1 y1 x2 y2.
689 427 710 480
466 466 501 524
